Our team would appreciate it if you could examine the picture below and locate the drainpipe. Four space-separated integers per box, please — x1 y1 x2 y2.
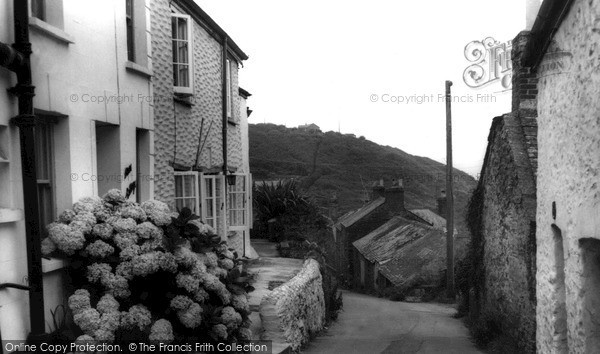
222 36 228 177
0 0 46 337
221 36 229 242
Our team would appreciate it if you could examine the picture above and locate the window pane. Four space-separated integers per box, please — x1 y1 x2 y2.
38 183 53 234
178 42 188 64
184 198 196 213
207 200 214 217
175 175 184 197
173 64 179 86
206 179 214 197
171 17 177 39
126 0 133 17
177 18 187 40
172 41 178 62
179 66 189 87
175 199 185 211
31 0 46 21
184 175 194 198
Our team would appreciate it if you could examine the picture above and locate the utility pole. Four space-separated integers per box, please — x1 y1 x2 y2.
445 80 455 299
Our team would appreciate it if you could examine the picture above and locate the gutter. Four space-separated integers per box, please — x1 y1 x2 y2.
0 0 46 337
176 0 248 62
523 0 576 69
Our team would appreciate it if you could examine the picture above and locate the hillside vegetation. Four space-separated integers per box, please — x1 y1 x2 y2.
249 123 477 235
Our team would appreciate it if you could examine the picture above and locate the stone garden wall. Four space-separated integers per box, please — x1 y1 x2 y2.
259 259 325 351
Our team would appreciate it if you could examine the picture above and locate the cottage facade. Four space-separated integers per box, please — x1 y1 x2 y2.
0 0 154 340
522 0 600 352
150 0 254 257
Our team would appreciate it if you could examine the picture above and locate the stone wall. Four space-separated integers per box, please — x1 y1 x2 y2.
259 259 326 351
472 30 538 353
535 0 600 352
479 114 537 353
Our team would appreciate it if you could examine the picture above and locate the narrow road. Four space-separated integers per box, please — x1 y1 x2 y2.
302 291 482 354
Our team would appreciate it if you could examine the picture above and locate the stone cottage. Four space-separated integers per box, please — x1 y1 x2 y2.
352 216 446 292
333 179 431 286
471 31 538 353
150 0 255 257
521 0 600 352
0 0 153 340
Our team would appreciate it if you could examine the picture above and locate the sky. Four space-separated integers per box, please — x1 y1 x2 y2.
195 0 529 177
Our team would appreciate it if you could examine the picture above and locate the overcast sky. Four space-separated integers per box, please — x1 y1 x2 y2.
195 0 528 176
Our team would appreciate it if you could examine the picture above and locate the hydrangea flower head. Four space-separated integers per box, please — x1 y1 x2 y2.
68 289 91 315
149 319 174 342
140 200 172 226
96 294 120 314
86 240 115 258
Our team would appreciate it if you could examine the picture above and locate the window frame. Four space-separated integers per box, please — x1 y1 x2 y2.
226 173 249 230
174 171 200 215
200 174 218 229
35 123 56 236
126 0 135 62
31 0 46 21
171 13 193 95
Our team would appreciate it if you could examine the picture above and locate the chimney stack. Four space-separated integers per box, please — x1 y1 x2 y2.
437 189 447 218
371 179 385 199
385 177 405 213
511 31 538 115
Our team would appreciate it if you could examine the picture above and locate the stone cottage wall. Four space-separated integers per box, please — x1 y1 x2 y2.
535 0 600 352
479 115 537 353
259 259 326 351
150 0 243 207
338 207 391 284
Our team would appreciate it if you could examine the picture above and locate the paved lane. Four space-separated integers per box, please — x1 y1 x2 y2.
302 291 482 354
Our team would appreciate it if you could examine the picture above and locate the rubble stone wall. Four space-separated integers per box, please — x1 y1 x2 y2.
480 115 537 353
259 259 325 351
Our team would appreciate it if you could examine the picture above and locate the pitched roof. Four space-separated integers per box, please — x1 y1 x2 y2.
352 216 446 286
409 209 446 229
335 197 385 229
378 228 446 286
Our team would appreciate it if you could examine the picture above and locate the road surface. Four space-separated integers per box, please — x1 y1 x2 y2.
302 291 482 354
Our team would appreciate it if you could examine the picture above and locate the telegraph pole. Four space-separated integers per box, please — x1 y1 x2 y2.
445 80 455 299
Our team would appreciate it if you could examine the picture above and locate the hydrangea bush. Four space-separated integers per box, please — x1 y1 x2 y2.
43 189 253 344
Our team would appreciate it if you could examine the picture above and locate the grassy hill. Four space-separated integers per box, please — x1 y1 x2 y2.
249 123 477 235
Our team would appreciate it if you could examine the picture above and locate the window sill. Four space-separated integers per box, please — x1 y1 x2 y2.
125 61 153 78
174 94 194 107
227 118 239 126
29 17 74 44
42 257 69 273
0 208 23 224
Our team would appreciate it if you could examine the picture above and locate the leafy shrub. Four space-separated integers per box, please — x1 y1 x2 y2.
382 286 408 302
42 190 252 344
469 312 502 348
252 180 313 241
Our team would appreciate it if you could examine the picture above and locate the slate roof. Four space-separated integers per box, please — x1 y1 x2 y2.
352 216 446 286
378 227 446 286
335 197 385 229
409 209 446 229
